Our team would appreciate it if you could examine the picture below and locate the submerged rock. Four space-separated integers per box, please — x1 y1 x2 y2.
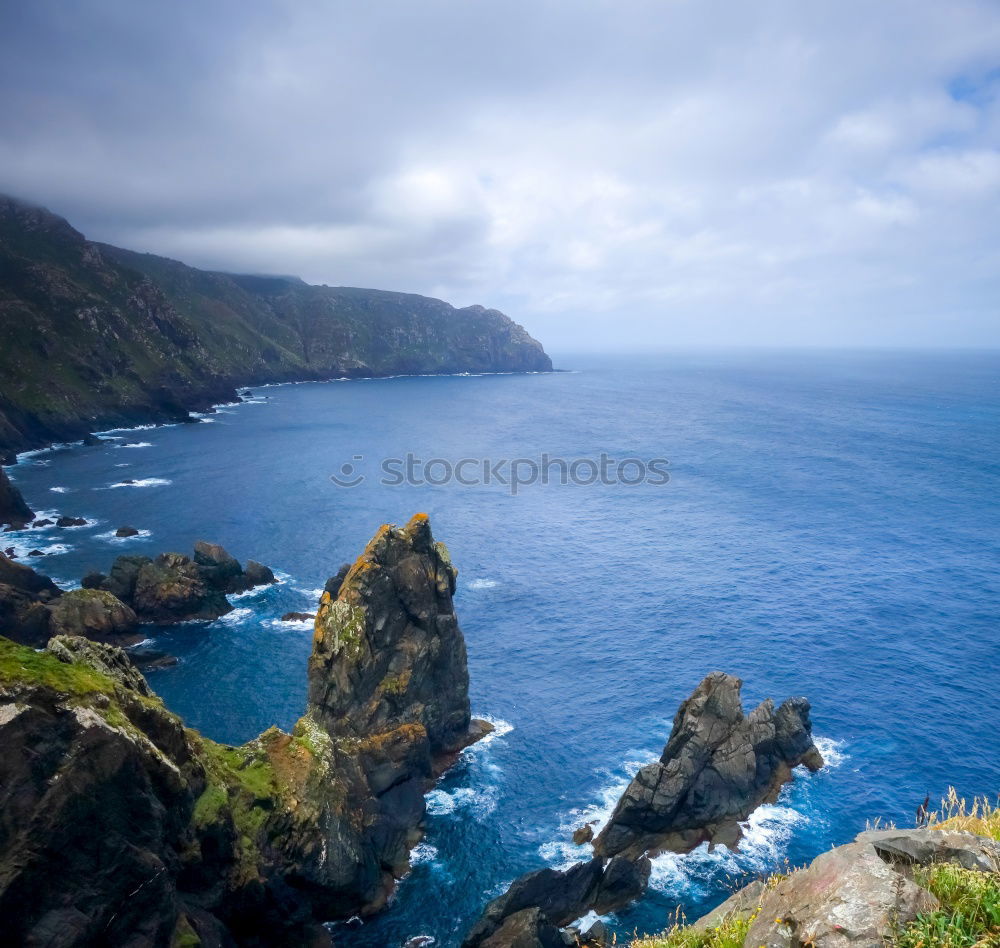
114 525 139 537
281 611 315 622
56 516 88 527
594 671 824 860
0 466 32 528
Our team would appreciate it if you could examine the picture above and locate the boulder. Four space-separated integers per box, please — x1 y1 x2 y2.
101 554 153 604
115 525 140 538
573 824 595 845
593 854 651 914
0 466 32 528
81 571 106 589
56 516 88 527
594 672 824 860
691 879 766 932
27 549 44 556
48 589 139 644
464 859 605 946
132 553 232 622
480 908 564 948
244 559 276 588
193 540 245 592
281 612 315 622
33 519 53 528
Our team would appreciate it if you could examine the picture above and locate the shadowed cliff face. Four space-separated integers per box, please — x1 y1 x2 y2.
0 467 32 526
0 194 553 454
0 515 488 944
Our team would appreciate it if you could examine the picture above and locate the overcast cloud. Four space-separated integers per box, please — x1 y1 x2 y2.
1 0 999 349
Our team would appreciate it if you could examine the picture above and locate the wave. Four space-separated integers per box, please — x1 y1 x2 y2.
107 478 172 488
4 541 72 559
409 842 439 867
49 486 71 493
467 578 498 590
115 442 153 449
540 735 847 894
266 617 314 631
426 784 500 820
96 529 152 543
215 607 254 625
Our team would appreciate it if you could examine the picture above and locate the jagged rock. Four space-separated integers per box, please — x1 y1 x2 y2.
0 552 61 646
0 515 490 941
465 860 605 946
193 540 245 592
26 549 44 556
244 559 276 587
480 908 564 948
578 919 609 946
573 824 595 845
132 552 232 622
55 516 87 527
81 570 106 589
593 854 651 914
101 554 151 603
594 672 824 860
309 514 477 756
32 518 53 527
46 634 153 696
0 466 32 527
281 612 315 622
858 827 1000 872
324 562 351 598
48 588 139 643
115 525 140 537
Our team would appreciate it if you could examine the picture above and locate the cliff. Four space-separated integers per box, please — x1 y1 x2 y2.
0 466 32 527
0 514 489 945
0 194 552 455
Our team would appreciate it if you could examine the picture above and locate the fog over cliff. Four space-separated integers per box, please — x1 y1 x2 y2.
2 0 998 349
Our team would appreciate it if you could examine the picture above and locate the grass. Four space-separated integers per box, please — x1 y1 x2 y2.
930 788 1000 843
897 863 1000 948
631 909 757 948
0 636 111 698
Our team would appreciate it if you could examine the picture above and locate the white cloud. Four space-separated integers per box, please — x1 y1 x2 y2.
1 0 998 348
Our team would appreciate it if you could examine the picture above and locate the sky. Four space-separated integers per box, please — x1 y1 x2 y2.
1 1 999 350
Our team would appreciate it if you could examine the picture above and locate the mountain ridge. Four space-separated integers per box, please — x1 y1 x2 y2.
0 194 552 457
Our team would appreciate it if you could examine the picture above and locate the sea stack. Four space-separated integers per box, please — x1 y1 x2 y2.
0 466 32 528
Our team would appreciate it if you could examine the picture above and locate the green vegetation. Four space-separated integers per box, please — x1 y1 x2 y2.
632 908 759 948
897 864 1000 948
931 788 1000 842
0 636 112 697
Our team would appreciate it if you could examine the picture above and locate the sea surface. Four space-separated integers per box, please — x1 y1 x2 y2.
6 350 1000 946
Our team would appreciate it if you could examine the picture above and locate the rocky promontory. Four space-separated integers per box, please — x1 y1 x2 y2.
0 194 553 455
0 514 489 944
465 673 824 947
0 466 32 528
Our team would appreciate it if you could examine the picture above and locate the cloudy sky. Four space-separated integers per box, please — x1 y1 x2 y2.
2 1 998 349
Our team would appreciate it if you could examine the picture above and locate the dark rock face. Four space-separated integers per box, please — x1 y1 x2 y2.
594 672 824 860
114 525 139 537
0 552 61 646
309 514 474 754
193 540 246 593
324 562 351 598
0 466 32 527
0 515 490 943
132 553 232 622
0 194 553 456
244 559 276 588
480 909 565 948
55 516 87 528
466 674 822 946
281 611 315 622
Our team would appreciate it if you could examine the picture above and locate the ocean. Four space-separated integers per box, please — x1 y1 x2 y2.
6 350 1000 946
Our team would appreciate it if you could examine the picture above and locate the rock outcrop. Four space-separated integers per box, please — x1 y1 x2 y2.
594 671 824 860
48 588 139 642
0 466 32 528
0 514 490 943
466 673 822 947
0 552 62 646
697 828 1000 948
96 540 275 623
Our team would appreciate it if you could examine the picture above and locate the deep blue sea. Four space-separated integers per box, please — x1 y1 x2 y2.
6 351 1000 946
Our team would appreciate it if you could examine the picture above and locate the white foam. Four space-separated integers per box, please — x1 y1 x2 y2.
426 786 499 818
267 617 314 631
409 842 439 866
96 529 152 543
813 736 848 770
115 442 153 449
468 578 498 590
49 486 71 493
216 607 253 625
108 478 172 488
4 541 72 559
128 638 156 649
470 715 514 748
